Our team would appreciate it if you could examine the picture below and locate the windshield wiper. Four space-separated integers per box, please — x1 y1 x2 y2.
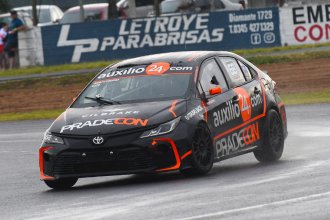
85 95 121 105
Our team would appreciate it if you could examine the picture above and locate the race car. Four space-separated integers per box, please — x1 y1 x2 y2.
39 51 288 189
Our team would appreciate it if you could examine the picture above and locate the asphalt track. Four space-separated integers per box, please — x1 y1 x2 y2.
0 104 330 220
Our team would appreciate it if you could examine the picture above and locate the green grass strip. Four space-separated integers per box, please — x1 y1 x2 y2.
0 109 64 121
233 42 330 55
281 90 330 105
0 60 117 78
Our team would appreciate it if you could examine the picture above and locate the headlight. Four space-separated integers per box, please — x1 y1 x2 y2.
43 132 64 144
140 117 181 138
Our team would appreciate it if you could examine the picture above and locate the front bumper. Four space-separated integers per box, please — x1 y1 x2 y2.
39 124 194 180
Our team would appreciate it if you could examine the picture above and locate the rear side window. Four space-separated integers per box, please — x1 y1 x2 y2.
237 60 252 81
136 0 153 7
198 59 228 96
219 57 246 87
214 0 225 9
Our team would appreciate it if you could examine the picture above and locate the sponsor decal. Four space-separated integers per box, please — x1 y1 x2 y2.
96 63 194 80
57 14 224 63
146 62 170 75
213 100 240 127
97 66 146 79
215 122 260 157
81 110 140 118
236 87 252 122
281 4 330 45
213 88 263 127
60 117 148 133
185 105 204 120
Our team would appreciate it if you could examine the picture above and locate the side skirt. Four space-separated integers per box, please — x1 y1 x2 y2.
213 145 259 163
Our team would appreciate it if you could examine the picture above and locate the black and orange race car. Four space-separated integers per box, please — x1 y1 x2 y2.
40 51 288 189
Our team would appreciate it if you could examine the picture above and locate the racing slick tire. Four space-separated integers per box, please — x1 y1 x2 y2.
254 109 284 162
44 178 78 190
181 123 214 175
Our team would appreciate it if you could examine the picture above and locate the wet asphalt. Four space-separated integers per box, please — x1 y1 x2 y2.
0 104 330 220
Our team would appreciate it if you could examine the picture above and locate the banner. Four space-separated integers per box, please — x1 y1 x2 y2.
41 8 281 65
280 4 330 45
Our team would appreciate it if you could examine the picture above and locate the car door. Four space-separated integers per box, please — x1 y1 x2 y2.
197 58 239 159
135 0 154 17
216 56 264 156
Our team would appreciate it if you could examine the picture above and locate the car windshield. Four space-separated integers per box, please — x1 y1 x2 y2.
21 8 51 23
72 63 194 107
60 8 103 24
60 11 81 24
161 1 181 13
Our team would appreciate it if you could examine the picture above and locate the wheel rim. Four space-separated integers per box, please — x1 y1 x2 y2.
269 115 283 153
192 128 212 167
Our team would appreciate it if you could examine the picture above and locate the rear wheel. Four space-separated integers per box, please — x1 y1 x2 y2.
44 178 78 190
181 124 214 175
254 109 284 162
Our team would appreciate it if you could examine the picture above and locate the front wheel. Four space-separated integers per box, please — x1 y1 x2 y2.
44 178 78 190
254 109 284 162
181 124 214 176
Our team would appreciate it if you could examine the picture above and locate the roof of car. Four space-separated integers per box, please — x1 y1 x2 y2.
113 51 237 68
14 5 55 10
66 3 109 12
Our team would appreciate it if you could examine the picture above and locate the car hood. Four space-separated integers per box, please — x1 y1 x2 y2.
49 99 186 136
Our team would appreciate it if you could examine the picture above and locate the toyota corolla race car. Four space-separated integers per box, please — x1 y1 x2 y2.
40 51 288 189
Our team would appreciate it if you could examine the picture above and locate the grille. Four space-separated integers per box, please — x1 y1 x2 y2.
53 148 155 176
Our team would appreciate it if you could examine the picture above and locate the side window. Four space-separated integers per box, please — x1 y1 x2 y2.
237 60 252 81
198 59 228 96
214 0 225 9
249 66 258 77
136 0 153 7
219 57 246 87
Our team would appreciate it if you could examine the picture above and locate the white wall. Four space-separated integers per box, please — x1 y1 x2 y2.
18 27 44 67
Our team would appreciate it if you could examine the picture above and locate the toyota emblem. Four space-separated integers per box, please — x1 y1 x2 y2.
93 136 104 145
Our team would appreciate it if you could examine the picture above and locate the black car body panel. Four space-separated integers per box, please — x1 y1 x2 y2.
40 51 288 182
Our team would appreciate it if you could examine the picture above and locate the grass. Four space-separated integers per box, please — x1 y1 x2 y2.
0 74 94 91
1 43 330 78
0 60 117 78
233 42 330 55
247 51 330 65
281 90 330 105
0 109 64 121
0 90 329 122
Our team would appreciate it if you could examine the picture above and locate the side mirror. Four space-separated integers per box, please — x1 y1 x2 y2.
209 86 222 95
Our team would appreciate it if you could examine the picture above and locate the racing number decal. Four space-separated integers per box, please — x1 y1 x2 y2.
235 87 252 122
146 62 170 75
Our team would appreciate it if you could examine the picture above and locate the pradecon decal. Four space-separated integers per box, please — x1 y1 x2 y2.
215 122 260 157
60 118 148 133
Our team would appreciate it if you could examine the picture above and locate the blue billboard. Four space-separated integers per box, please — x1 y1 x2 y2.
41 8 281 65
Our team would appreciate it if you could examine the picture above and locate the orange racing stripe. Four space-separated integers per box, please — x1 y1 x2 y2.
169 100 178 118
39 146 55 180
181 150 192 160
155 138 181 172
